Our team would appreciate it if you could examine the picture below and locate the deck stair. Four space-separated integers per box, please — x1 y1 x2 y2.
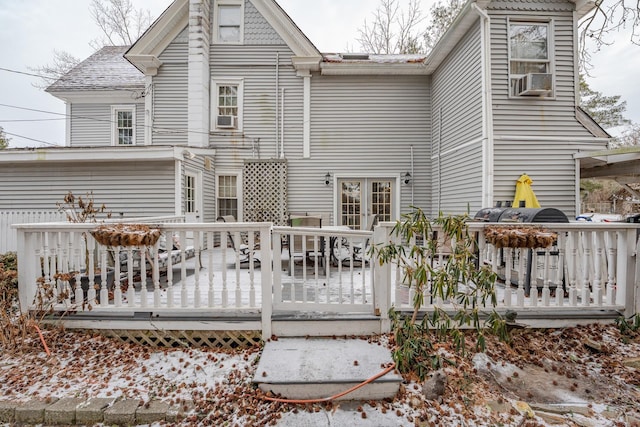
253 337 402 401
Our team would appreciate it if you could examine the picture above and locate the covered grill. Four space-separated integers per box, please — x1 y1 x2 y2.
474 207 569 223
474 207 569 294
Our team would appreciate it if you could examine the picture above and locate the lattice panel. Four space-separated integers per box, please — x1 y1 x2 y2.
243 159 288 226
92 329 262 349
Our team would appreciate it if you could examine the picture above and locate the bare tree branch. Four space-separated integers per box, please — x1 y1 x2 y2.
28 50 82 89
357 0 425 54
31 0 153 89
579 0 640 72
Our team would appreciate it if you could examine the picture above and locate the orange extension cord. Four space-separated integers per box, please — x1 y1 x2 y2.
260 363 396 404
33 323 51 357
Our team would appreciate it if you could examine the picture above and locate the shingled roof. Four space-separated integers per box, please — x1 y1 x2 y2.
46 46 144 92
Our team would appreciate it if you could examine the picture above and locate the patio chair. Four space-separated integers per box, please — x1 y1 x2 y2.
352 214 378 263
288 215 324 275
217 215 260 267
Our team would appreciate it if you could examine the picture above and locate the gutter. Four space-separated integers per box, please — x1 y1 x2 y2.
0 146 216 163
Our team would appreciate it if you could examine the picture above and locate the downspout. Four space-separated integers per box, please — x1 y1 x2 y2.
437 108 442 213
281 88 286 158
275 52 279 158
410 145 414 206
472 3 494 208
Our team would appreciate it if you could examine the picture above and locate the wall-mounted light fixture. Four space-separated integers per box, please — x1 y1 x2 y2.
324 172 331 186
403 172 412 185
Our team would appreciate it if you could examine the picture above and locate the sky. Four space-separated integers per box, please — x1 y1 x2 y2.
0 0 638 148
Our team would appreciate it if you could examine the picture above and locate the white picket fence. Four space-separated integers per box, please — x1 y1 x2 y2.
0 211 66 253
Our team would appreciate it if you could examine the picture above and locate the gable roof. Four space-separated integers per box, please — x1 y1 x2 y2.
125 0 322 75
46 46 144 93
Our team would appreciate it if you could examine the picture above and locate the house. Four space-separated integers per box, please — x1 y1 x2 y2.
0 0 610 232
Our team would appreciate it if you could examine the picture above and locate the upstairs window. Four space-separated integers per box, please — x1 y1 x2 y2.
215 1 243 43
112 105 135 145
211 78 243 130
508 21 553 97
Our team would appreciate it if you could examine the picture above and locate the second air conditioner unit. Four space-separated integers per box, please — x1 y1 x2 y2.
216 115 237 129
516 73 553 96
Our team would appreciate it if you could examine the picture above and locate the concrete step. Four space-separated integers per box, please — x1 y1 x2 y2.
253 337 401 401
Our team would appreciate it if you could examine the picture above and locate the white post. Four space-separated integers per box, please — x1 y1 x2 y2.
260 225 273 340
517 248 525 307
17 228 37 313
605 231 616 306
373 225 391 333
581 232 591 307
616 229 634 311
593 231 604 306
555 232 565 307
504 248 512 307
541 249 550 306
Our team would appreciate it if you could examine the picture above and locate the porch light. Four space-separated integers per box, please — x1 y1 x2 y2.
324 172 331 186
403 172 411 185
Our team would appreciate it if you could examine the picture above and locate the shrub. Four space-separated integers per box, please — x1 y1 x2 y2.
370 208 509 380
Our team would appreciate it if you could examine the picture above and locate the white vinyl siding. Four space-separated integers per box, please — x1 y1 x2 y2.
69 102 143 147
154 35 188 145
0 161 176 216
488 0 608 216
430 21 484 215
300 75 430 219
208 45 296 173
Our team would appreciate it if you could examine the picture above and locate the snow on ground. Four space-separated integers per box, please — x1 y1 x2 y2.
1 323 638 426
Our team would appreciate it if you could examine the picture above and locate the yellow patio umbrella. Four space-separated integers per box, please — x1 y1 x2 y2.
512 174 540 208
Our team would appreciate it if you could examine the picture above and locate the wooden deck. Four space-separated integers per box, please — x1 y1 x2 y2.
13 220 640 339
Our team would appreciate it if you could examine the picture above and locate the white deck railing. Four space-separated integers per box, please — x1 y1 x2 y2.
271 226 374 313
374 222 640 317
14 220 640 339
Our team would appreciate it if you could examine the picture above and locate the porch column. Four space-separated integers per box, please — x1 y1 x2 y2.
188 0 211 148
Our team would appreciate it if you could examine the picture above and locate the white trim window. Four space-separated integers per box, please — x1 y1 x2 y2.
216 174 240 220
214 0 243 44
111 105 136 145
508 20 554 97
211 78 243 131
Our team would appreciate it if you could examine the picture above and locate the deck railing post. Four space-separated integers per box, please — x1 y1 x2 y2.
260 224 273 340
616 229 635 313
17 227 37 313
373 224 391 333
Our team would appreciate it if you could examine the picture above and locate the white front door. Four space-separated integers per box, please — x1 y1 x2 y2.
184 171 201 223
338 178 395 230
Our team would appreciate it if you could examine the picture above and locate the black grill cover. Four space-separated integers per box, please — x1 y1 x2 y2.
474 207 569 223
474 207 508 222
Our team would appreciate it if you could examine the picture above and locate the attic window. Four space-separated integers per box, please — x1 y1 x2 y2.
215 0 243 44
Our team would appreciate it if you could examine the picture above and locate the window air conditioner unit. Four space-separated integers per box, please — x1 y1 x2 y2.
216 115 237 129
516 73 553 96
